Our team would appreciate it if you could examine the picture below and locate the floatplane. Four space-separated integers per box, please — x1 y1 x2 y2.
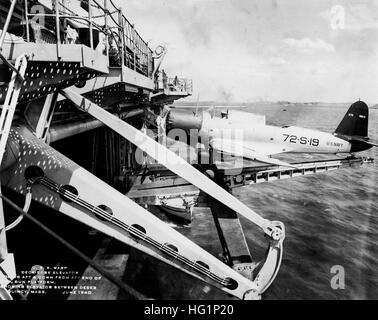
166 100 377 168
154 100 376 222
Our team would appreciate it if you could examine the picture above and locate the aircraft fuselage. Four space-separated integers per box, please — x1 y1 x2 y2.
243 124 352 154
209 124 352 154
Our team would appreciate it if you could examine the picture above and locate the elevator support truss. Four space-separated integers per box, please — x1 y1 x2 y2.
60 88 285 297
0 54 28 299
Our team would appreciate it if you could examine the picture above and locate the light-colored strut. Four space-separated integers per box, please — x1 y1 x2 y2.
61 88 285 296
61 88 284 241
4 125 262 299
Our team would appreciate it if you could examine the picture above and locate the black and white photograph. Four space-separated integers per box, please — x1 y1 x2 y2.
0 0 377 307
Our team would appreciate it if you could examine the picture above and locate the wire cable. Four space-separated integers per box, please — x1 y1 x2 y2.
5 183 31 231
0 192 151 300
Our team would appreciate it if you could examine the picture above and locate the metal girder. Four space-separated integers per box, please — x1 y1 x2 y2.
0 53 27 299
48 108 144 143
61 88 285 295
0 187 7 262
23 92 59 141
82 84 136 109
2 125 261 300
60 67 155 100
35 93 58 140
216 157 373 190
0 55 28 164
0 61 101 105
0 43 109 73
122 66 154 91
61 88 285 241
150 90 192 105
0 54 28 262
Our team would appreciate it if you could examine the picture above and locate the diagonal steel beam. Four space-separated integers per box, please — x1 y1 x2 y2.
61 88 285 241
2 125 263 300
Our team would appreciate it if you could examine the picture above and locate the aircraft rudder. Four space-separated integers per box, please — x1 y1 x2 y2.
334 100 369 138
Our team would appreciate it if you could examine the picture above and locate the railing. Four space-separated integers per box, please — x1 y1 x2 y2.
18 0 154 78
0 0 18 53
120 13 153 77
159 77 193 93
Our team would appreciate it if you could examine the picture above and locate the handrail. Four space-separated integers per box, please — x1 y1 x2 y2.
158 77 193 93
0 0 18 52
21 0 154 77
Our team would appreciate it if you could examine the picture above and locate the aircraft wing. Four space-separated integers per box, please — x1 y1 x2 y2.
210 138 297 168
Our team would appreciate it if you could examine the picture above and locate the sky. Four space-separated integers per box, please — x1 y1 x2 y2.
115 0 378 103
38 0 378 103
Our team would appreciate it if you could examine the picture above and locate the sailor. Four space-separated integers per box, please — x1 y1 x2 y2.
173 75 181 91
162 69 168 89
154 70 160 90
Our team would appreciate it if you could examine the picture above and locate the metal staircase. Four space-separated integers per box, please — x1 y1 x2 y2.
0 54 28 300
0 54 28 163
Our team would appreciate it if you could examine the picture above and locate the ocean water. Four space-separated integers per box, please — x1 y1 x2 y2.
235 103 378 300
173 103 377 300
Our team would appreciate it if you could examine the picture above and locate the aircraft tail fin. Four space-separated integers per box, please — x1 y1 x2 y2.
334 101 377 152
334 100 369 138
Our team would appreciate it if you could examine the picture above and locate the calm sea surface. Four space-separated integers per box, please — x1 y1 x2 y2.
174 103 378 300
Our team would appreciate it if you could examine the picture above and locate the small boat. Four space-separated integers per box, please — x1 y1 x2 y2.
159 195 197 222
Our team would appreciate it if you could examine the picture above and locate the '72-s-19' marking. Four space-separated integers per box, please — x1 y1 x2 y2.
282 134 319 146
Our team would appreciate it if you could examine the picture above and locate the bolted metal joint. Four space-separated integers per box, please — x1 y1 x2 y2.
243 288 261 300
265 221 285 241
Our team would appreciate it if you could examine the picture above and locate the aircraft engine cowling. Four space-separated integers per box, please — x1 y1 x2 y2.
166 109 204 130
